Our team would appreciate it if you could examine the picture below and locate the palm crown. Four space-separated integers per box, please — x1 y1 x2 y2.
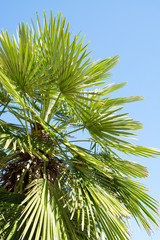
0 11 159 240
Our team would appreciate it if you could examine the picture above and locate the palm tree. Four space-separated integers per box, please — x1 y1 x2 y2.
0 11 159 240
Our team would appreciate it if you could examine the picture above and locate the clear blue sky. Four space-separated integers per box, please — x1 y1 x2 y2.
0 1 160 239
